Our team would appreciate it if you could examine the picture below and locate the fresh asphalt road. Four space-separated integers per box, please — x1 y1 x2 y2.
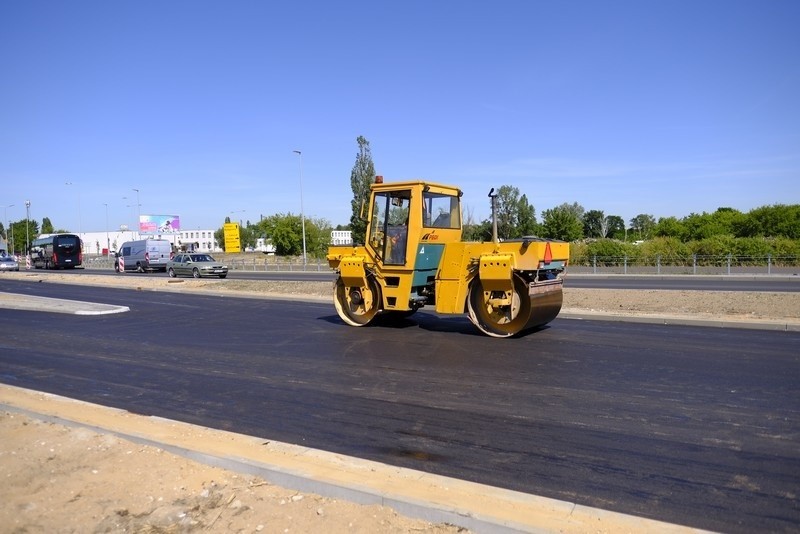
1 280 799 533
76 266 800 291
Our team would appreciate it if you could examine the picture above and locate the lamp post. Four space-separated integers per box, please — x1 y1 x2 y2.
3 204 12 254
103 203 110 255
25 200 31 255
292 150 307 266
229 210 245 226
132 188 141 239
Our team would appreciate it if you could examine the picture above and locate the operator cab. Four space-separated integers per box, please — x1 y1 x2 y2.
368 179 462 267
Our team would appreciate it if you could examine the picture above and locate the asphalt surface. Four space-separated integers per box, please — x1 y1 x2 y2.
1 280 799 533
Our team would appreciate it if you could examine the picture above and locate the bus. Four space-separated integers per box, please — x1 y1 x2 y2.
30 233 83 269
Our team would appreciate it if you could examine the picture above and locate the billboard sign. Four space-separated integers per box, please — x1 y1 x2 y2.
139 215 180 234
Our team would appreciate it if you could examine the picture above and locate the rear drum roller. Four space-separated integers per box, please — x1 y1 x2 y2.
467 274 562 338
333 275 382 327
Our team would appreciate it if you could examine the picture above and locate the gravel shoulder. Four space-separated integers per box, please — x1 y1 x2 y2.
1 270 798 533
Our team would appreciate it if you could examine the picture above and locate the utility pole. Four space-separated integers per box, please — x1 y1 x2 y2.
25 200 31 254
292 150 307 265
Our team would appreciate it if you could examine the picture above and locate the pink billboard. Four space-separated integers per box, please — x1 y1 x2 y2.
139 215 180 234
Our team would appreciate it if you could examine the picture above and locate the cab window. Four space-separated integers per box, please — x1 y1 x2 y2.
423 192 460 228
370 190 410 265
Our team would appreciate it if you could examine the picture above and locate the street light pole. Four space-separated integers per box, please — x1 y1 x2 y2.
229 210 246 226
65 182 81 236
3 204 13 255
292 150 307 266
25 200 31 255
132 188 141 239
104 203 110 254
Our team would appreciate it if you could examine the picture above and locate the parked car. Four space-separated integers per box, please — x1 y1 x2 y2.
167 253 228 279
0 255 20 271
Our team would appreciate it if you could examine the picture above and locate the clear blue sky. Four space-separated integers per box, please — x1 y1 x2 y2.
2 0 798 234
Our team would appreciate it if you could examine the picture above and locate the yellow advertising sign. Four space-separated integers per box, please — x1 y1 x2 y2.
223 223 241 253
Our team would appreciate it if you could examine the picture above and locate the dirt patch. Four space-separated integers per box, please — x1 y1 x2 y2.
0 411 462 534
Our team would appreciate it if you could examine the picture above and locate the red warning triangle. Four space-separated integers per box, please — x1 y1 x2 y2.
544 242 553 264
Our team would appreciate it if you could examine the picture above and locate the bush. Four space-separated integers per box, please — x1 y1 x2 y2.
638 237 690 264
584 239 637 265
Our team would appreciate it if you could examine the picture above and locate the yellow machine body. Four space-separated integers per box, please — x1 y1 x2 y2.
327 179 568 337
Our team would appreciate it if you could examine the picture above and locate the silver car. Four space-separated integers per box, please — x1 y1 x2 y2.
167 253 228 279
0 255 20 272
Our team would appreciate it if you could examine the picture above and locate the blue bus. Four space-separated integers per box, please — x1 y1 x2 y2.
30 233 83 269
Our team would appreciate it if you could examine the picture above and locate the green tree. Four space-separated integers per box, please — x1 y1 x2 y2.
517 194 538 236
654 216 686 240
681 208 745 241
41 217 54 234
606 215 626 240
493 186 537 238
737 204 800 238
540 204 584 241
495 185 519 238
349 136 375 245
10 218 39 253
258 213 319 257
240 222 258 250
583 209 606 238
305 216 333 258
629 214 656 240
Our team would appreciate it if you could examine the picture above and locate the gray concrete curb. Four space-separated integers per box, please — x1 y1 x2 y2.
0 291 130 315
559 310 800 332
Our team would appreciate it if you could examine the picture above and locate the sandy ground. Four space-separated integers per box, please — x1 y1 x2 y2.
1 270 799 533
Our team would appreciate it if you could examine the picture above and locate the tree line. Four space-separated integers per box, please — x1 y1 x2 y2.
1 217 59 254
6 137 795 259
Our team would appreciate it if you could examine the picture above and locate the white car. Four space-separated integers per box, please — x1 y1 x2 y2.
0 255 20 271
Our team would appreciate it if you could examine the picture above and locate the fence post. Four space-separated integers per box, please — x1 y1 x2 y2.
593 255 597 274
657 254 661 275
693 254 697 275
727 253 732 275
624 255 628 275
768 254 772 275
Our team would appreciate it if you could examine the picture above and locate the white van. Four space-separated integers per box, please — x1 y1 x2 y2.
115 239 173 273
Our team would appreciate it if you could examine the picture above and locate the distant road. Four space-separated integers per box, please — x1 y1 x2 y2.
75 267 800 292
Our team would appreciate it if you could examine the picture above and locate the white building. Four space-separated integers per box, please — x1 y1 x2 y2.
49 229 221 255
331 230 352 245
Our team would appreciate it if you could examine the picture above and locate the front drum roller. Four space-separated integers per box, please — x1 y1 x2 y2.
333 275 382 327
467 274 563 338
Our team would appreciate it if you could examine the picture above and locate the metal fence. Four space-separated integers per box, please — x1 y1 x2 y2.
82 254 332 273
82 253 800 275
569 255 800 275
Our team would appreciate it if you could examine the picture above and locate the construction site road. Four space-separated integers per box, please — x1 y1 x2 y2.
0 274 796 531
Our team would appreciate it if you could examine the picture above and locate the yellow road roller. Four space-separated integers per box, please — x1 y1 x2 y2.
326 177 569 338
